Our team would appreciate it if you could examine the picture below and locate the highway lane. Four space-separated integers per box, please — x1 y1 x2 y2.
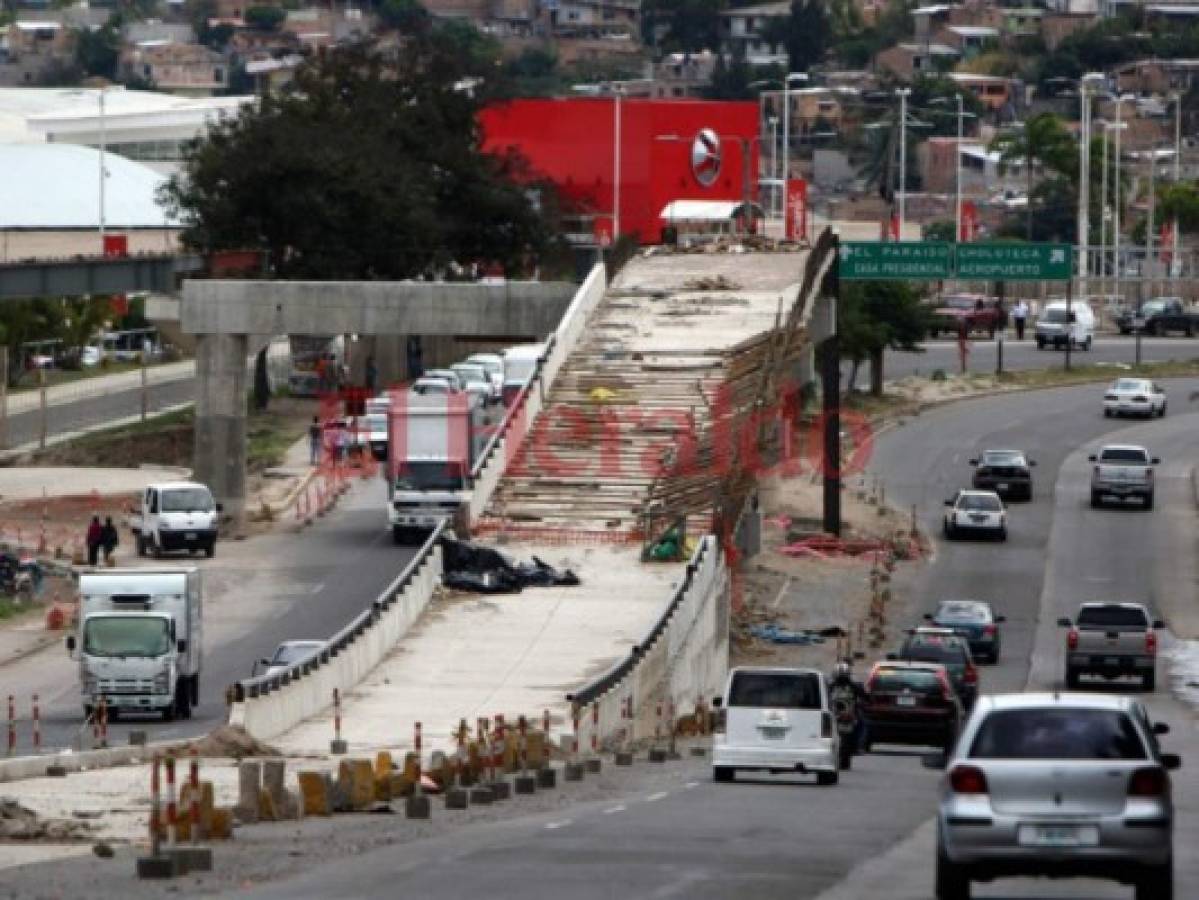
3 478 418 750
213 379 1199 899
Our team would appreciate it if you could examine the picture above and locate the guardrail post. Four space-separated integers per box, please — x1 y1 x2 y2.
406 721 430 818
330 688 346 754
587 703 602 773
6 694 13 756
31 694 39 754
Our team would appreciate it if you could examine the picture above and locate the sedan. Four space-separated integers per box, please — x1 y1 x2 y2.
861 661 962 753
253 640 324 677
924 600 1006 664
1103 378 1166 419
969 450 1034 501
894 629 980 709
943 490 1007 541
931 692 1179 900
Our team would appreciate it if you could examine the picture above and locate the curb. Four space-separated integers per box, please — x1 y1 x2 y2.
0 738 189 785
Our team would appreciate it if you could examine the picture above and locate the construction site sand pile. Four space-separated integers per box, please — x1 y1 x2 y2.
184 725 282 759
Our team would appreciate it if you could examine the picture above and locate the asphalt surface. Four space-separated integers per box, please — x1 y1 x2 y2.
3 478 416 751
204 378 1199 900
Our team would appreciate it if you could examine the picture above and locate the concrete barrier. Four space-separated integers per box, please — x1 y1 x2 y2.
228 532 444 742
0 738 189 785
570 536 730 753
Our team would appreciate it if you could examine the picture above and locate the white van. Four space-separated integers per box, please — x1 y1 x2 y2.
1034 299 1095 351
501 343 547 406
711 666 839 785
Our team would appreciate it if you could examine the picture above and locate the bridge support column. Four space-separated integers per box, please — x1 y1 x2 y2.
194 333 248 533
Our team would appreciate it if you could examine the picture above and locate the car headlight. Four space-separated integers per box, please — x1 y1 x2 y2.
153 670 170 693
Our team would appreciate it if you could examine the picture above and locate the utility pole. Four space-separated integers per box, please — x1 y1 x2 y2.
1114 97 1125 310
1173 92 1182 284
98 87 107 242
1100 123 1110 295
612 87 623 241
822 238 841 537
955 93 964 241
1077 79 1092 298
897 88 911 238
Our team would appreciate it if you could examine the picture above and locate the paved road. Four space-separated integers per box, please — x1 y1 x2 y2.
3 478 416 751
863 335 1199 382
215 380 1199 900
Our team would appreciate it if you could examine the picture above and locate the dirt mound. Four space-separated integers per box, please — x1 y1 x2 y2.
0 799 93 841
184 725 281 759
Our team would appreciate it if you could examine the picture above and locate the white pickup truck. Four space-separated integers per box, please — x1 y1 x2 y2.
129 481 221 558
1058 602 1165 690
1089 444 1159 510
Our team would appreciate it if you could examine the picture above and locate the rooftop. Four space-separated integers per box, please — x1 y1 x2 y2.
719 1 790 15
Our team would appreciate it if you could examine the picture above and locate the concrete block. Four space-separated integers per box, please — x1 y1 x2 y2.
374 774 393 802
564 762 585 782
526 732 547 770
648 749 668 763
585 759 602 774
330 739 348 755
469 786 494 805
614 752 633 766
209 807 234 841
172 847 213 873
262 759 287 811
488 779 511 801
388 773 413 799
45 765 67 777
405 794 430 819
136 855 180 879
339 759 375 811
513 775 536 795
444 788 468 810
257 787 278 822
536 767 557 789
374 751 393 779
297 771 332 817
236 761 261 824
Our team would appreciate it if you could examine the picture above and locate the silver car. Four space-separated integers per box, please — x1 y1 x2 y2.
931 693 1179 900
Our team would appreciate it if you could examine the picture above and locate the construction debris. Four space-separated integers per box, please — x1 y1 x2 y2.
747 624 845 645
0 798 94 841
184 725 282 760
682 275 741 292
441 538 581 595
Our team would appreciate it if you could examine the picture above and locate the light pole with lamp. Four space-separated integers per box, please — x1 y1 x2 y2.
1172 91 1182 283
780 72 809 187
928 95 976 240
1077 73 1105 298
767 115 778 217
1100 120 1110 291
1113 93 1133 319
612 85 624 242
97 87 109 242
896 88 911 238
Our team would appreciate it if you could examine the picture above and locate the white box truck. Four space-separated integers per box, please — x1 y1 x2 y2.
387 392 486 545
66 568 202 721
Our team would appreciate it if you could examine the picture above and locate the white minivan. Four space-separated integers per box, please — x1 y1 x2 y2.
712 666 840 785
1034 299 1095 351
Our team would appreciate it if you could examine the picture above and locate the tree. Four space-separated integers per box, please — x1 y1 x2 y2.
705 42 753 100
74 17 122 80
839 281 928 396
990 113 1075 240
244 5 287 30
646 0 723 53
377 0 430 33
161 39 561 279
786 0 829 73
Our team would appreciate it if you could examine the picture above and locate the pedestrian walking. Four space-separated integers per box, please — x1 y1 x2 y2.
335 425 350 463
100 517 119 566
85 516 102 567
308 416 322 466
1012 299 1029 341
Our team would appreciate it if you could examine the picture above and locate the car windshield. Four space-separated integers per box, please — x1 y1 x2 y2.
364 414 387 434
869 668 942 693
959 494 1002 511
1142 301 1167 314
936 603 989 624
1041 308 1070 323
271 643 322 666
1077 606 1149 630
970 709 1148 760
1099 447 1149 463
394 461 466 492
901 640 966 670
727 671 822 709
84 617 170 658
1113 380 1149 393
982 451 1023 466
161 488 213 512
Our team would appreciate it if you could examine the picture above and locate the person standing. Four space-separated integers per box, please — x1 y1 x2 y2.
1012 299 1029 341
100 517 119 566
85 515 102 567
308 416 322 466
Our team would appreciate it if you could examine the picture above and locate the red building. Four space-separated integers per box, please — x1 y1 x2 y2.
479 97 760 246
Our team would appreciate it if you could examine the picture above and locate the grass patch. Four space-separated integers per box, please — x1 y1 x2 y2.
0 597 26 620
998 358 1199 388
246 406 310 471
7 360 180 395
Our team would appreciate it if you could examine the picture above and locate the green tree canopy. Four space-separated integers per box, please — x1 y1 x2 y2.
786 0 829 73
161 39 562 279
377 0 430 33
244 5 287 30
990 113 1075 239
839 281 928 395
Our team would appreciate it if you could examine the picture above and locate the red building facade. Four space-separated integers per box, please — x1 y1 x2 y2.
479 97 760 246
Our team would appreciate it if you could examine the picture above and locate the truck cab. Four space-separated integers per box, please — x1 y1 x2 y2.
130 481 220 558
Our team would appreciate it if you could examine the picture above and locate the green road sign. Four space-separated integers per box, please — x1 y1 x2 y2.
955 243 1072 281
838 241 1074 281
839 241 953 280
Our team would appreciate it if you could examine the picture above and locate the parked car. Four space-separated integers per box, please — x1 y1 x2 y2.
1058 602 1164 690
924 600 1006 664
943 490 1007 541
1089 444 1159 509
861 660 962 753
466 353 505 399
928 294 1003 338
253 640 324 677
711 666 840 786
1116 297 1199 336
410 377 459 397
450 363 495 406
894 629 980 709
1102 378 1166 419
969 450 1034 501
422 369 464 391
1035 299 1095 350
930 692 1178 900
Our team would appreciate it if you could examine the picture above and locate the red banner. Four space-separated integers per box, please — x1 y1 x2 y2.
102 234 127 258
960 201 979 242
785 179 808 242
1159 219 1174 265
593 216 613 248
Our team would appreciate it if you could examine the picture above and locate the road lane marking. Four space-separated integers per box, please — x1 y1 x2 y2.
545 820 571 830
684 781 699 789
603 805 626 814
770 577 792 609
645 791 668 802
310 582 326 594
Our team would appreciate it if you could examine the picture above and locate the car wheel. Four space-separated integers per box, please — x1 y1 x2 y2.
1143 671 1156 692
1159 402 1167 417
713 767 734 783
1136 858 1172 900
1090 491 1102 509
1144 493 1154 511
204 542 216 559
996 527 1007 542
936 851 971 900
1103 408 1112 418
135 536 146 558
817 770 839 786
839 746 853 771
1066 667 1081 689
1084 336 1092 350
1036 339 1045 350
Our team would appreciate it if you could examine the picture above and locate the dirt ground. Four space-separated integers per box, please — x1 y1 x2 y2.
732 470 926 680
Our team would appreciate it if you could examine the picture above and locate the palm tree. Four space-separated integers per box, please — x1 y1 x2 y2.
989 113 1076 240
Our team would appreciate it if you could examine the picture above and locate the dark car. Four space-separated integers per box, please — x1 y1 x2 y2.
894 629 979 709
861 661 962 753
928 294 1003 338
969 449 1035 501
923 600 1006 664
1116 297 1199 336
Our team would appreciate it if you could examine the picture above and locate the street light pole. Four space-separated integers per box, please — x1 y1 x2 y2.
1114 96 1125 311
897 88 911 238
98 87 107 241
1077 80 1092 298
612 87 623 241
768 115 778 218
1173 92 1182 283
1100 122 1110 294
955 93 964 241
